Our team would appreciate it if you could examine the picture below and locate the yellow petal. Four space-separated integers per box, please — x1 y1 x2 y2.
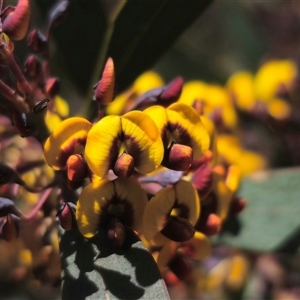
121 110 164 173
132 71 164 95
178 80 208 106
54 96 69 118
157 240 179 270
225 165 241 193
267 98 291 120
113 177 148 233
254 60 297 102
44 117 92 170
85 115 122 178
174 180 200 226
226 71 255 110
143 187 176 242
167 103 210 159
76 179 114 238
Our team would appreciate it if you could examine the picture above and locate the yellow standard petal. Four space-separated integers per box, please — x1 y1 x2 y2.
167 103 210 159
121 110 164 173
85 115 122 178
143 187 176 242
44 117 92 170
76 179 114 238
174 180 200 226
76 177 147 238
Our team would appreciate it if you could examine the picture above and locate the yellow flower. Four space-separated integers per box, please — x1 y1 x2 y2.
76 177 148 239
144 103 210 170
44 117 92 170
143 180 200 244
84 110 164 178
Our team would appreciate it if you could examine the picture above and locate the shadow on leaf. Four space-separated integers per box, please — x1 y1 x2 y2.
95 266 145 300
61 272 98 300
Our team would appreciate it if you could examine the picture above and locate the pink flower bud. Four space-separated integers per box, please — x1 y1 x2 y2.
93 57 115 105
27 29 47 53
2 0 31 41
66 154 88 182
159 76 183 104
45 77 60 98
57 202 76 231
24 55 41 78
0 214 20 242
113 153 135 178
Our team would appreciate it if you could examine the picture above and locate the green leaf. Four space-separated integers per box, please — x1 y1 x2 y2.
213 168 300 253
35 0 213 96
60 226 170 300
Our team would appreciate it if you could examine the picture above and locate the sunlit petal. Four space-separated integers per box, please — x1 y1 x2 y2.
44 117 92 170
85 115 121 178
76 179 114 238
122 110 164 173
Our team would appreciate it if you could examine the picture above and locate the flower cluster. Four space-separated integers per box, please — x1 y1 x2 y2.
1 0 300 296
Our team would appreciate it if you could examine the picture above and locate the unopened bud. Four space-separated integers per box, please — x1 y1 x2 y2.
190 163 213 199
159 76 183 105
66 154 88 182
229 197 246 215
27 29 47 53
0 214 20 241
0 198 19 217
33 98 50 114
113 153 134 178
163 143 193 171
45 77 60 98
24 55 41 77
107 218 126 247
93 57 115 105
195 212 221 236
2 0 31 41
56 202 76 231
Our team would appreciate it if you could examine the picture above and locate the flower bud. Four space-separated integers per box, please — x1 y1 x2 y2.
0 214 20 241
2 0 31 41
48 1 70 32
190 163 213 199
229 197 246 215
107 218 126 247
163 143 193 171
27 29 47 53
33 98 50 114
159 76 183 105
66 154 88 182
113 153 134 178
45 77 60 98
24 55 41 78
93 57 115 105
56 202 76 231
0 198 18 217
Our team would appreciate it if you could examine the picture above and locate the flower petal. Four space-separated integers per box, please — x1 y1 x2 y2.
174 180 200 226
84 115 121 178
143 186 176 242
44 117 92 170
76 179 114 238
167 103 210 159
121 110 164 173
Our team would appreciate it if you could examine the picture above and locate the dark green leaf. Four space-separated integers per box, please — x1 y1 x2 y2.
35 0 213 96
60 226 170 300
213 168 300 253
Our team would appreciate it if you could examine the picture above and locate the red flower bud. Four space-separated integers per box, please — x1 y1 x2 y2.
57 202 76 231
27 29 47 53
0 214 20 241
159 76 183 104
66 154 88 182
93 57 115 105
45 77 60 98
24 55 41 78
2 0 31 41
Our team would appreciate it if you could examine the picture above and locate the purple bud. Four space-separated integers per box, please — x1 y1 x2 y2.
190 163 213 199
45 77 60 98
24 55 41 78
0 198 17 217
56 202 76 231
48 1 70 33
27 29 47 53
159 76 183 104
0 214 20 241
1 0 31 41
